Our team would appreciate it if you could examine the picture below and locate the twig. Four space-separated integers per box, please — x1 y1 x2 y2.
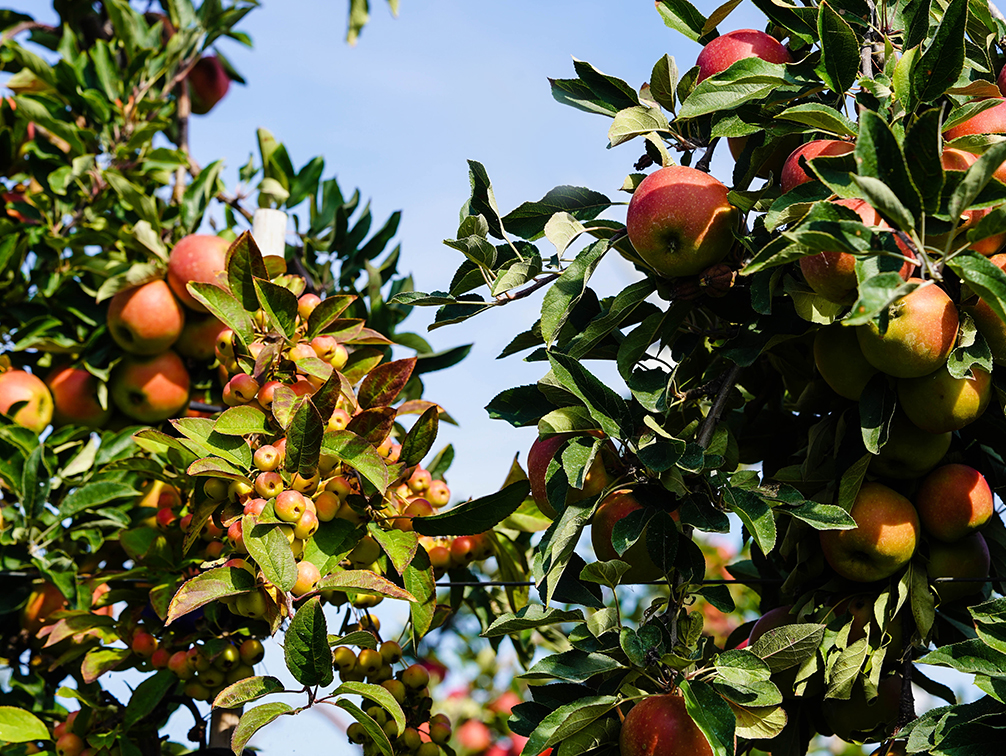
173 78 191 204
496 274 559 303
1 21 58 43
189 401 224 414
694 138 719 174
696 363 742 448
165 695 207 749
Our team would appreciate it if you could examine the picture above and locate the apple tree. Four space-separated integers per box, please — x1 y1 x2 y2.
0 2 524 756
394 1 1006 755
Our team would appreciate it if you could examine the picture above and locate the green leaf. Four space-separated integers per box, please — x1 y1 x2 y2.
0 707 51 743
681 679 736 756
59 481 137 518
254 277 298 341
333 699 394 756
914 0 966 103
749 623 825 673
521 696 619 755
334 682 407 737
358 358 416 410
859 375 896 454
521 650 620 682
649 54 679 112
284 399 325 478
243 516 298 593
540 240 608 346
608 105 671 147
124 671 175 729
502 186 612 241
403 548 436 644
817 2 859 95
775 103 857 138
187 282 255 345
232 702 294 755
285 597 334 687
655 0 707 42
81 647 130 684
398 405 438 467
369 525 418 574
904 109 944 214
317 569 417 602
949 142 1006 224
413 480 530 537
483 604 584 638
166 566 256 625
917 638 1006 675
947 252 1006 323
321 430 389 493
854 111 922 225
214 676 286 710
547 352 627 440
678 58 789 119
723 487 776 554
781 501 856 530
214 405 271 436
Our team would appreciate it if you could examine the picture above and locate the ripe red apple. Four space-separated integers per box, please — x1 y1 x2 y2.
935 148 1006 255
780 139 856 193
897 364 991 433
695 29 792 82
813 325 878 400
590 490 662 583
916 464 993 542
106 279 185 355
527 434 611 519
800 199 913 303
968 252 1006 362
45 365 111 428
856 280 958 378
187 56 230 115
456 720 492 752
625 166 739 279
175 313 227 361
0 369 53 433
167 234 230 311
820 482 919 582
727 133 800 180
943 98 1006 140
619 694 712 756
928 532 991 604
20 581 67 633
109 351 190 423
869 410 951 480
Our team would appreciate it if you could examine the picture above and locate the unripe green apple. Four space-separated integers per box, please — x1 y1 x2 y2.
235 590 268 619
0 369 53 433
869 411 951 480
625 166 739 279
107 279 185 355
590 490 662 583
820 482 919 582
813 324 879 400
897 364 991 433
857 280 959 378
928 532 990 604
916 464 993 542
619 694 713 756
109 351 190 423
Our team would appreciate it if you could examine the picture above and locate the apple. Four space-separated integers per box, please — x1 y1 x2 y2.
695 29 791 82
944 98 1006 140
223 373 260 406
427 479 450 507
275 490 306 522
820 481 919 582
527 434 612 519
626 166 738 279
20 581 67 634
239 638 265 665
106 279 185 355
293 508 319 540
619 694 712 756
590 490 662 583
131 631 158 657
45 365 111 428
0 369 53 433
916 464 994 542
55 733 85 756
780 139 856 193
869 410 951 480
748 605 797 644
187 56 230 115
727 133 800 180
822 674 901 741
813 324 879 400
254 471 284 498
800 199 913 303
175 313 227 361
109 351 190 422
856 280 958 378
167 234 230 311
254 444 281 471
934 148 1006 255
897 364 991 433
298 293 321 320
291 560 321 596
456 720 492 752
967 252 1006 362
928 532 991 604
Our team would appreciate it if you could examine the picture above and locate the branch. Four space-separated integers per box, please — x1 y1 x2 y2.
696 363 742 449
694 138 719 174
173 78 191 204
1 21 58 43
495 273 559 303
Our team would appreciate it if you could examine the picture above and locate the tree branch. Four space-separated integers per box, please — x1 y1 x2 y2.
696 363 742 449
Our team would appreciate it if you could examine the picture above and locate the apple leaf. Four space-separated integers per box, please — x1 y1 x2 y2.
321 429 388 492
749 623 825 673
306 295 357 338
243 515 298 593
81 647 130 684
187 281 255 345
332 699 394 756
413 480 530 537
398 405 438 467
334 682 407 737
214 405 271 436
166 566 257 625
357 357 416 409
232 703 294 756
681 679 736 756
403 547 436 644
124 670 176 728
0 707 51 743
285 597 333 688
284 398 324 477
226 231 270 311
214 676 286 710
254 277 298 340
346 407 396 445
317 569 417 602
519 695 619 756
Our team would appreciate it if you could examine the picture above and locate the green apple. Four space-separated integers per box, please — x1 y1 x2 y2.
869 411 951 480
897 364 991 433
814 324 879 400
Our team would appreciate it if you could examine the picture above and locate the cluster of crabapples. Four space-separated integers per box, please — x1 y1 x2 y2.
333 641 454 756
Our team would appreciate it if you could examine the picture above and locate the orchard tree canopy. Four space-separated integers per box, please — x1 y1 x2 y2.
4 2 1006 756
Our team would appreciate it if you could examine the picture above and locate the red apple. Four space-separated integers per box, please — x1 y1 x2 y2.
527 434 612 519
800 199 913 303
625 166 739 279
456 720 492 752
619 694 713 756
856 280 958 378
0 369 53 433
937 148 1006 255
109 351 190 423
916 464 994 542
780 139 856 193
106 279 185 355
45 365 111 428
944 98 1006 140
167 234 230 311
187 56 230 115
695 29 791 82
969 252 1006 362
590 490 662 583
820 482 919 582
175 313 227 361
